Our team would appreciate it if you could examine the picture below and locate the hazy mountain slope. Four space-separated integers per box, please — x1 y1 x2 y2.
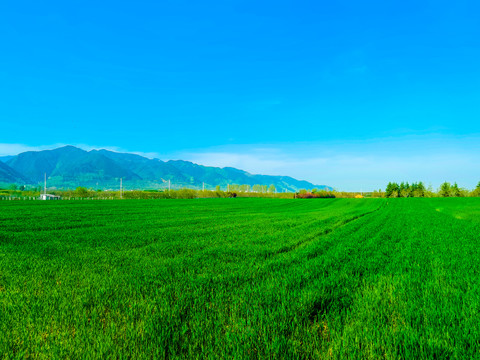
93 150 188 183
0 156 13 163
50 151 141 183
6 146 139 187
167 160 231 185
167 160 331 191
5 146 331 190
6 146 87 182
0 161 31 184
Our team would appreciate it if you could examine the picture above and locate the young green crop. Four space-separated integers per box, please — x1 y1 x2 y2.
0 198 479 358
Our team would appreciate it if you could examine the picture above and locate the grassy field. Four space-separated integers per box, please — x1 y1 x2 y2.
1 198 480 359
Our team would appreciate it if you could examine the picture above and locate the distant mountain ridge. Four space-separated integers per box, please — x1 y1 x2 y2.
3 146 331 191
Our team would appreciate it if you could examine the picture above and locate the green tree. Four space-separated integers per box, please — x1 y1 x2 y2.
405 182 411 197
385 182 392 197
399 181 411 198
75 187 89 197
439 182 451 197
385 182 399 198
450 182 461 197
472 182 480 197
407 182 415 197
229 184 239 192
268 184 276 193
413 182 425 197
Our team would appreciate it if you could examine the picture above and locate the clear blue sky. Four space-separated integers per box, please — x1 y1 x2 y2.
1 1 479 190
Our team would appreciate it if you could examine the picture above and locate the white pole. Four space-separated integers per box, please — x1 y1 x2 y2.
44 173 47 195
120 178 123 199
202 182 205 191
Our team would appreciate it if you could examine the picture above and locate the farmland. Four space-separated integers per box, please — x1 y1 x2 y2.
1 198 480 359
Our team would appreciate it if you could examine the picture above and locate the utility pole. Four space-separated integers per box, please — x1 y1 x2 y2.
44 173 47 195
120 178 123 199
202 182 205 191
168 179 171 191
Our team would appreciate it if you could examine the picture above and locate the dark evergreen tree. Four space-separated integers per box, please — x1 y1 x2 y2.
417 182 425 197
439 182 451 197
385 182 400 198
451 182 461 197
406 182 412 197
385 182 393 197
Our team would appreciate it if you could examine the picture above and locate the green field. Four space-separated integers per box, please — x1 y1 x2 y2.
1 198 480 359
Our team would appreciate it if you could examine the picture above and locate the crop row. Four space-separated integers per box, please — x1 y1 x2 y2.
0 198 479 358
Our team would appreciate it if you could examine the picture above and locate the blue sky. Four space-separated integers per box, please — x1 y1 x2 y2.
1 1 479 190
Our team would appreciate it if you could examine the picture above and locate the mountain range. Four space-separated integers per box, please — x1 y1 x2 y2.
0 146 330 191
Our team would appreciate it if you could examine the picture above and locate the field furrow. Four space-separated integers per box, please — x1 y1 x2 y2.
1 198 479 359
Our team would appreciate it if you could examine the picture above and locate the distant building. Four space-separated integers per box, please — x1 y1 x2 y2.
39 194 61 200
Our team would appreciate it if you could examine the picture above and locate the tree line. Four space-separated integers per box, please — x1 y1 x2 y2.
0 186 295 200
385 181 480 198
296 189 336 198
3 182 480 199
216 184 278 193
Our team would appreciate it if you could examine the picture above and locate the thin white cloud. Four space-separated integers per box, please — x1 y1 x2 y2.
0 143 66 156
175 134 480 191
